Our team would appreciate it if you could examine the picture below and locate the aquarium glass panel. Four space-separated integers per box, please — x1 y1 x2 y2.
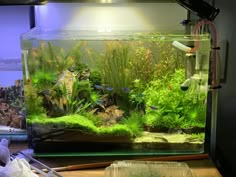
0 58 26 141
21 28 210 156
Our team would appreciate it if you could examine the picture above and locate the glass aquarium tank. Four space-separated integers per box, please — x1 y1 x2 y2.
20 28 211 156
0 58 26 141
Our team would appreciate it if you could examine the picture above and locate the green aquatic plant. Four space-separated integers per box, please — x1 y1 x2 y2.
89 91 105 108
98 42 132 94
23 42 93 117
144 69 206 129
24 84 45 115
90 91 100 103
122 112 144 137
63 43 85 71
162 113 185 129
89 69 102 85
54 80 91 115
98 124 133 137
154 40 185 79
187 104 206 126
144 111 168 130
130 34 185 79
27 114 98 133
129 79 146 110
145 111 185 129
31 70 57 90
27 42 58 74
129 46 156 83
27 42 85 76
82 112 102 127
27 114 134 138
46 42 85 73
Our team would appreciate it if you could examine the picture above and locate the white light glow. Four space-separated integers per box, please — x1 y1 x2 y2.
97 26 112 32
101 0 112 3
35 3 186 32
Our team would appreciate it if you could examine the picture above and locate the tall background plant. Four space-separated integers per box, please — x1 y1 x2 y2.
98 41 132 94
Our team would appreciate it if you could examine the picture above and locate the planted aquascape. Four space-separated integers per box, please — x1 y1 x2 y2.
21 31 209 154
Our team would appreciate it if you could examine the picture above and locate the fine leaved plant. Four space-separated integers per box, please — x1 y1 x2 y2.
144 69 207 129
98 41 132 94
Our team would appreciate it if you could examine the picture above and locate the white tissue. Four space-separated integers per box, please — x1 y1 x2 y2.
0 139 10 165
0 138 39 177
0 158 39 177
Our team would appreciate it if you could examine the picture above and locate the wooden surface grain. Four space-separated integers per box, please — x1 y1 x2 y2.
37 160 221 177
9 142 222 177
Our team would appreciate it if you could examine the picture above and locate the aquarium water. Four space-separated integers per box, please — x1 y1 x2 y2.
20 28 211 156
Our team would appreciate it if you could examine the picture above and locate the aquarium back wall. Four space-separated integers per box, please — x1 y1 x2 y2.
35 3 186 31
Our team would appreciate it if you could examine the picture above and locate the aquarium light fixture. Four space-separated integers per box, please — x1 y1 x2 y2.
175 0 220 21
0 0 47 5
47 0 175 3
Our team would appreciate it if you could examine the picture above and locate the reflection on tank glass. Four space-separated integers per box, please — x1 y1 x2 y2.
21 28 210 154
0 59 26 139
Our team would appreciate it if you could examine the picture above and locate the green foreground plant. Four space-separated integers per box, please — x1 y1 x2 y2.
144 69 207 129
27 114 137 138
122 112 145 137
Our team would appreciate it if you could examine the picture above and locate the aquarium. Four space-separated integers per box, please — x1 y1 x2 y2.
0 58 26 141
20 27 211 156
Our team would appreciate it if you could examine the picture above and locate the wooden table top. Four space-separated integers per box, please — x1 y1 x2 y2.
43 159 222 177
9 142 222 177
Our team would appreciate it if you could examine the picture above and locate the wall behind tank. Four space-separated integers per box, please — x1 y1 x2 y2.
0 6 30 86
213 0 236 176
0 6 30 59
35 3 186 32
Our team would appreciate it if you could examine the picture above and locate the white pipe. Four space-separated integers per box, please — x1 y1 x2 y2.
172 41 192 53
21 50 29 82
